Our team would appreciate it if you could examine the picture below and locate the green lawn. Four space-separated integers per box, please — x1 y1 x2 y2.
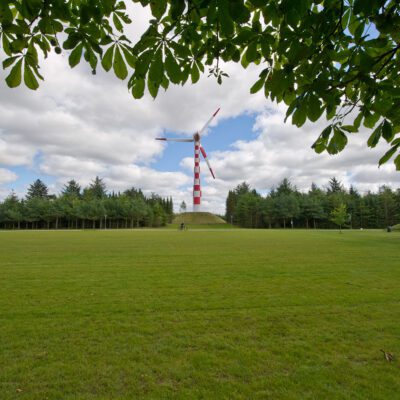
165 223 237 229
0 229 399 399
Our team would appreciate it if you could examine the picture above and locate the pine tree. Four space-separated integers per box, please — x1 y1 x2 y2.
234 182 251 196
62 180 81 198
276 178 295 195
180 201 187 213
225 190 237 224
327 177 345 194
84 176 107 199
3 192 23 229
26 179 49 200
378 186 397 227
348 185 361 229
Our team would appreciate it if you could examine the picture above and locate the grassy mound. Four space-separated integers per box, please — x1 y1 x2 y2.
173 212 226 225
392 224 400 231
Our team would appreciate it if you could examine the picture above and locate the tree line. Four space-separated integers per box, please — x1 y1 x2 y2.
0 177 173 230
226 178 400 229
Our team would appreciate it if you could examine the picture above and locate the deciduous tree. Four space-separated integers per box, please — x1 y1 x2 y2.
330 203 348 233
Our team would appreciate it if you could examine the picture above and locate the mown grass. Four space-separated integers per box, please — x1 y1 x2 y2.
166 223 237 229
0 229 399 399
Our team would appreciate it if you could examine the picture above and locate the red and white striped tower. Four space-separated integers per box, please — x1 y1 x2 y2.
156 108 220 212
193 135 201 212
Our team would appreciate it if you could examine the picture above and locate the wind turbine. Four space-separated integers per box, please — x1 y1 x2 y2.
156 108 220 212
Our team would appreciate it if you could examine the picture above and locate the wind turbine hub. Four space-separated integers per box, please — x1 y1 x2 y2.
193 133 200 142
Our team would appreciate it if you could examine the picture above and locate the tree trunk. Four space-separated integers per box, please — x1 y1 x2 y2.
306 218 309 229
47 221 50 230
130 218 134 229
313 219 316 229
82 219 85 229
17 221 20 229
283 218 286 229
93 220 96 229
56 217 59 230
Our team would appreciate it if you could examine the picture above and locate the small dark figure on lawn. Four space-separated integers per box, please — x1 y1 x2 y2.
180 222 186 231
380 349 395 362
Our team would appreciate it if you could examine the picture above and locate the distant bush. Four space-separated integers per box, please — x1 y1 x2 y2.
392 224 400 231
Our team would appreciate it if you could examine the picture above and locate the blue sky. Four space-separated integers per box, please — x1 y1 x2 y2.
0 112 258 198
156 113 257 172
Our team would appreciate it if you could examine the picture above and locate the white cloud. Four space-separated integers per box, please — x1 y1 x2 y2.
0 4 399 213
0 26 267 213
0 168 18 185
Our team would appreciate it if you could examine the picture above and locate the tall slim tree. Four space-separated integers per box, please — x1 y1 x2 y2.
378 186 397 227
3 192 23 229
225 190 237 224
330 204 348 233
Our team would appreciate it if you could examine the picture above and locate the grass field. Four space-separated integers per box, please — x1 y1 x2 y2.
166 223 237 230
1 229 399 399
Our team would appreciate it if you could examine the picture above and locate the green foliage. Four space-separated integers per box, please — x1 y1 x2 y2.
26 179 49 200
83 176 107 200
1 1 400 167
0 179 174 229
61 180 82 198
227 179 400 229
330 203 348 232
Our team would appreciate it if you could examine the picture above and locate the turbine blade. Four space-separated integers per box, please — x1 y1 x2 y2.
200 145 216 179
156 138 194 142
198 107 221 136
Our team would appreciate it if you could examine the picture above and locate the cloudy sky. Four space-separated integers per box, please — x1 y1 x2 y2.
1 6 399 214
